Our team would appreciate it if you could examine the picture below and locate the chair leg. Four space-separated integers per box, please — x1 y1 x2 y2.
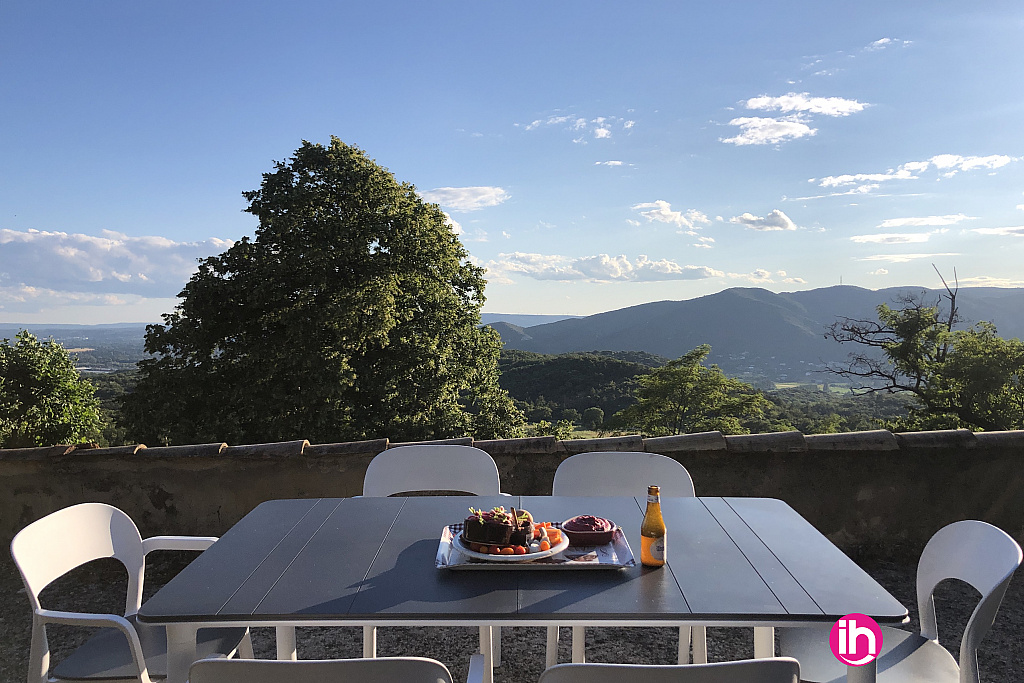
236 628 255 658
677 626 691 664
546 625 559 667
363 625 377 658
692 626 708 664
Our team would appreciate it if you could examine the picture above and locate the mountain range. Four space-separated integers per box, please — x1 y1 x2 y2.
488 286 1024 381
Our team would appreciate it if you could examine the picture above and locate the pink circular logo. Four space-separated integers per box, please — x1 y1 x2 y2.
829 613 883 666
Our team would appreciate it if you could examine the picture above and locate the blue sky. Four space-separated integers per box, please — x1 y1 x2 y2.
2 1 1023 324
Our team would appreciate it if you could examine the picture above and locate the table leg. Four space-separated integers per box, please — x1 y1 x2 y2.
571 626 585 663
165 623 198 683
363 625 377 658
754 626 774 658
478 624 494 683
276 626 297 660
678 626 691 664
847 659 877 683
692 626 708 664
546 626 559 667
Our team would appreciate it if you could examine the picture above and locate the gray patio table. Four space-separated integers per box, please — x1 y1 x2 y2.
137 495 907 683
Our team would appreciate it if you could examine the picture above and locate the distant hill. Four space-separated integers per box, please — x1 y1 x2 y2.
480 313 581 327
489 286 1024 381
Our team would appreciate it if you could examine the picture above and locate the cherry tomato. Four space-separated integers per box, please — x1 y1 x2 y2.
514 545 527 555
499 546 515 555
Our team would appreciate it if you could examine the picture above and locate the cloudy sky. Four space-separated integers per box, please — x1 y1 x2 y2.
3 1 1023 324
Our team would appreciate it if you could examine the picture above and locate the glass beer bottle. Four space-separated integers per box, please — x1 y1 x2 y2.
640 485 666 567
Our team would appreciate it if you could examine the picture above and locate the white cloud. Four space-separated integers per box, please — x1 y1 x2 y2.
441 211 463 235
865 38 894 51
958 275 1024 287
814 154 1017 188
595 160 624 166
857 253 960 263
727 269 775 284
422 186 510 212
971 226 1024 237
729 209 798 231
878 214 976 228
0 229 232 303
722 91 868 147
744 92 867 117
721 116 816 146
515 112 632 143
871 268 889 275
485 252 723 283
0 284 146 314
930 154 1013 176
783 276 807 284
850 232 933 244
632 201 710 230
1017 204 1024 211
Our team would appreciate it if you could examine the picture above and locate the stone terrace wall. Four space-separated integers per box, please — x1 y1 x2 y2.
2 429 1023 560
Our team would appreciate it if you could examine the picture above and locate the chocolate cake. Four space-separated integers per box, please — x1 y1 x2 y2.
463 506 534 546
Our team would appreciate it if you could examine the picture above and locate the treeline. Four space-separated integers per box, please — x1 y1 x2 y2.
497 349 908 434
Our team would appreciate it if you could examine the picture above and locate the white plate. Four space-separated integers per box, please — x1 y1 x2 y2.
452 532 570 562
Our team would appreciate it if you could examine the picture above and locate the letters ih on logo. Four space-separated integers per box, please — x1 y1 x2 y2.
830 613 883 666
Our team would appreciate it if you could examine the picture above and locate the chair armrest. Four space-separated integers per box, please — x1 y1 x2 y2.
36 608 152 682
465 653 485 683
142 535 218 554
37 608 137 630
499 492 512 497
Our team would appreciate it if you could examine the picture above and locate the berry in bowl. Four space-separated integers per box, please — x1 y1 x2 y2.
561 514 617 546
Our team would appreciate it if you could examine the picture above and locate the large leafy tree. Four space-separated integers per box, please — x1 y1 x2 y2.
823 284 1024 432
610 344 768 436
826 282 1024 432
0 331 102 447
123 138 524 445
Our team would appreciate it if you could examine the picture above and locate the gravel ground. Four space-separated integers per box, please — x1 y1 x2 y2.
2 552 1021 683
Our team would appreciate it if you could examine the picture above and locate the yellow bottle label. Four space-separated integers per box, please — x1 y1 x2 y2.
641 534 666 566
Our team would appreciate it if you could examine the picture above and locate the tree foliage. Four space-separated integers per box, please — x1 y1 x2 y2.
609 344 768 436
123 138 523 445
826 280 1024 431
497 350 656 419
0 331 101 448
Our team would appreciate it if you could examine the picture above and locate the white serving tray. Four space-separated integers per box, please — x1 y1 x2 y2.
435 522 636 570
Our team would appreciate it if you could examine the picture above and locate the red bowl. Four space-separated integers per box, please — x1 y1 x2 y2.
561 515 617 546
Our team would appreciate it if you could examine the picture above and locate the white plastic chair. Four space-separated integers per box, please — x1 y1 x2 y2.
362 444 506 497
189 654 483 683
549 451 703 667
537 657 801 683
10 502 252 683
362 444 507 666
780 519 1023 683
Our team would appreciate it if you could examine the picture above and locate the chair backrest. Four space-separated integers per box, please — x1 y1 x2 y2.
10 502 146 615
362 444 503 496
552 451 696 498
189 656 454 683
915 519 1022 683
537 658 800 683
